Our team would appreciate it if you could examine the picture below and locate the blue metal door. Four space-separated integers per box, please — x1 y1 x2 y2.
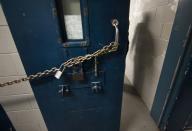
1 0 129 130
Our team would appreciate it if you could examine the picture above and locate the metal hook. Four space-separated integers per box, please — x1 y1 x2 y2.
111 19 119 44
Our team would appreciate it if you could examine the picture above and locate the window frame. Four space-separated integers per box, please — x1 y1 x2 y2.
55 0 89 48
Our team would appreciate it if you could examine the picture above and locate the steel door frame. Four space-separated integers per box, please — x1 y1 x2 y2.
151 0 192 130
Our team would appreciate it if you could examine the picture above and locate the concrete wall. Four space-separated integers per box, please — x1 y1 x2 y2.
125 0 179 110
0 5 47 131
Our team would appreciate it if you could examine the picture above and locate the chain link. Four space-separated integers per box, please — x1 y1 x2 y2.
0 42 118 87
0 19 119 88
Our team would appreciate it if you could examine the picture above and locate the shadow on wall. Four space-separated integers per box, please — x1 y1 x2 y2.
129 13 155 94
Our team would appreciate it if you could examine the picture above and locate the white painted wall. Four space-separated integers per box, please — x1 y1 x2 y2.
125 0 179 110
0 5 47 131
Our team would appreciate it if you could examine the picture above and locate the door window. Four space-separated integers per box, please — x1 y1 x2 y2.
56 0 89 46
62 0 83 40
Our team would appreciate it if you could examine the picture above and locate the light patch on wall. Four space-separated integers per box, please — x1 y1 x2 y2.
169 0 179 12
126 0 179 110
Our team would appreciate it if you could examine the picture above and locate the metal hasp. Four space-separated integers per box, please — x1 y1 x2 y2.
58 85 71 96
0 0 130 131
91 81 102 93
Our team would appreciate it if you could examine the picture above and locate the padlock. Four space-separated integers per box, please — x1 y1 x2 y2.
55 67 65 79
55 70 63 79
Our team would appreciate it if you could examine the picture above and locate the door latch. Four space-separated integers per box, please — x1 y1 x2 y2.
91 81 102 93
58 85 71 96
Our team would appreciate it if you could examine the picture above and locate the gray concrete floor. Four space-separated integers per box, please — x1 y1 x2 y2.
120 85 159 131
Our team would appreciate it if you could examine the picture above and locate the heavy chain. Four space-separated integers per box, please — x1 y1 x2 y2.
0 19 119 88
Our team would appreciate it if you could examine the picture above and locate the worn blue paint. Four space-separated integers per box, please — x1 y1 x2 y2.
1 0 129 131
151 0 192 130
0 105 15 131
